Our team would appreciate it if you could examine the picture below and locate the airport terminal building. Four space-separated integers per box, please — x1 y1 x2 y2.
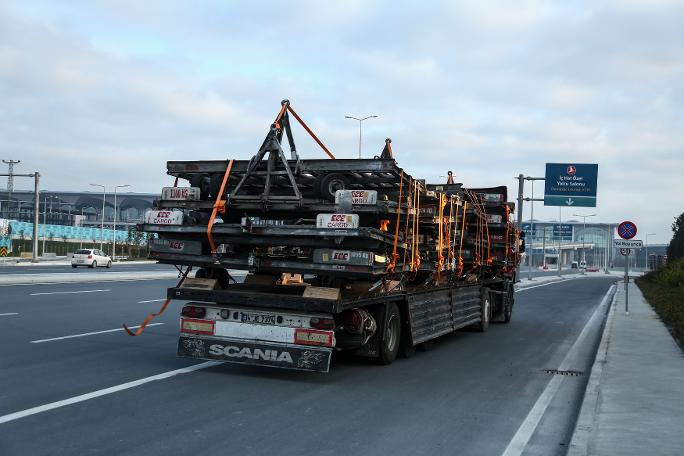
0 190 156 228
521 219 667 271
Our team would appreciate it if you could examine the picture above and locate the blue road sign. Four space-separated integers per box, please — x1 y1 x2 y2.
521 223 536 236
552 223 573 240
544 163 598 207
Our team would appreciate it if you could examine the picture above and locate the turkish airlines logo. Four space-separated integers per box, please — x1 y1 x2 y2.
566 165 577 176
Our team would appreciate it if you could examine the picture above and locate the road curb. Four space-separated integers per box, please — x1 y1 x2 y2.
567 283 619 456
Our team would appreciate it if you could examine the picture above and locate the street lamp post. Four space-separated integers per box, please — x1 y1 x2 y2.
90 184 106 252
344 115 378 158
573 213 596 275
113 184 131 261
79 207 87 249
41 195 58 256
527 180 535 280
645 233 656 270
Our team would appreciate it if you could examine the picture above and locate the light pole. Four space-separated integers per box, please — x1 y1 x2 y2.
345 115 378 158
90 184 106 251
573 213 596 274
113 184 130 260
41 195 58 256
527 179 535 280
79 207 87 249
645 233 656 270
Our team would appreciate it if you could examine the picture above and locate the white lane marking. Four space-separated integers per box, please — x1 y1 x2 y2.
138 299 165 303
0 361 222 425
30 323 165 343
30 289 111 296
0 312 19 316
501 284 616 456
0 277 179 287
516 277 581 292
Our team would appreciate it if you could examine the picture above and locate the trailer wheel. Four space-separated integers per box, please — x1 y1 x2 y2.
317 173 350 202
376 302 401 365
209 173 225 200
503 284 514 324
476 288 491 332
190 174 209 200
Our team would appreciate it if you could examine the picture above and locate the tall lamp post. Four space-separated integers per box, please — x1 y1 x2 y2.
645 233 656 270
344 115 378 158
90 184 106 251
41 195 58 256
113 184 130 261
573 213 596 275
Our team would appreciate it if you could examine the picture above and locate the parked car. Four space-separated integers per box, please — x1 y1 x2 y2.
71 249 112 268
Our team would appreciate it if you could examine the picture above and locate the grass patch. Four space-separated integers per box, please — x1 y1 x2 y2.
636 259 684 347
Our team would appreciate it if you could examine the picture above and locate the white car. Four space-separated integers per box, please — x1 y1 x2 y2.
71 249 112 268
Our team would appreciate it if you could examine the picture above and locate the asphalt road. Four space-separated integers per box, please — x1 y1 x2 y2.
0 275 616 456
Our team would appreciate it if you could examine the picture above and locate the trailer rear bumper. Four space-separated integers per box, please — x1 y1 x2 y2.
178 335 333 373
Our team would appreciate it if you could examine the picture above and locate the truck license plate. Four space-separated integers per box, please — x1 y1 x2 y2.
240 312 276 325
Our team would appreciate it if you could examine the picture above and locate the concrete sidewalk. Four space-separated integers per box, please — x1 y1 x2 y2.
569 281 684 455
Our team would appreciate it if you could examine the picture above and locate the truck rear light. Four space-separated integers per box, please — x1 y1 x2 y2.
180 318 215 335
181 306 206 318
309 317 335 330
294 328 334 347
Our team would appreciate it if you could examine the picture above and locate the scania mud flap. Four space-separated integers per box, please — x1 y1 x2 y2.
178 336 332 373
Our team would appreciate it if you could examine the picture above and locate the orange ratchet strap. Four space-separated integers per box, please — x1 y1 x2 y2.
401 177 413 271
457 201 467 276
207 159 235 252
286 105 336 160
387 171 404 273
123 267 192 336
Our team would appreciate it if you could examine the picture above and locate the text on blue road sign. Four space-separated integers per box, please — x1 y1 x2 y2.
544 163 598 207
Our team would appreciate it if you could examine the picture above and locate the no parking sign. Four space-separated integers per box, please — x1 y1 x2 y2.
617 221 637 240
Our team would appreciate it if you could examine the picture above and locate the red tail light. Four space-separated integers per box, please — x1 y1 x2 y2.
310 317 335 330
181 306 206 318
88 255 93 259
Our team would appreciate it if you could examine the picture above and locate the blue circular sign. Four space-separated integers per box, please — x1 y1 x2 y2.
618 221 637 240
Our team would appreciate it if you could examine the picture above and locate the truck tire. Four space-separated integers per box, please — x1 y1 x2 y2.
317 173 350 202
476 288 491 332
503 284 514 324
209 173 224 200
190 174 209 200
376 302 401 365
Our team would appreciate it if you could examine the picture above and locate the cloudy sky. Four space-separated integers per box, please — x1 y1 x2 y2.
1 0 682 243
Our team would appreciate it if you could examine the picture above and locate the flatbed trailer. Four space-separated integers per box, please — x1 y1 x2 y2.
173 274 514 373
130 100 522 373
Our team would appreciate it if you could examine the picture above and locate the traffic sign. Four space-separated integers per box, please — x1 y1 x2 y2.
552 223 573 240
619 248 630 256
617 221 637 240
614 239 643 248
544 163 598 207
